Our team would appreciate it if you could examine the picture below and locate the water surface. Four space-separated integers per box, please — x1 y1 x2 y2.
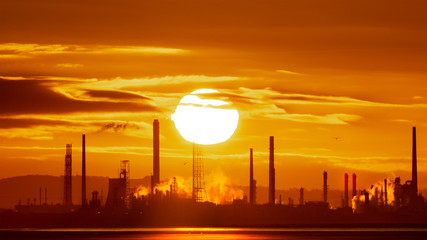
1 227 427 239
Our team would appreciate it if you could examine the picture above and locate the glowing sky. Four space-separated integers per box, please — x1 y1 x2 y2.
0 0 427 192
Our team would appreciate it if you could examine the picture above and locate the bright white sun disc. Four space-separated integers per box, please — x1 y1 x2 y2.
171 89 239 145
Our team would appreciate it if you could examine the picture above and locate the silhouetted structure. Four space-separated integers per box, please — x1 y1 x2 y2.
412 126 418 198
150 175 154 195
352 173 356 198
384 178 388 205
323 171 328 203
344 173 349 207
249 148 255 205
352 127 426 213
82 134 87 207
153 119 160 186
269 136 275 204
390 127 422 208
364 190 369 207
120 160 130 207
105 178 126 210
64 144 72 206
6 119 427 228
193 143 207 202
90 191 101 209
106 160 128 209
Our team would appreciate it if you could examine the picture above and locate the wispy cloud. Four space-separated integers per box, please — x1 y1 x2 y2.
0 43 189 58
265 113 361 125
214 88 362 124
56 63 83 68
75 75 242 90
0 115 154 140
276 69 302 75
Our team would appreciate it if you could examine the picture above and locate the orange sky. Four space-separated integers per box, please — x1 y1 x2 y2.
0 0 427 192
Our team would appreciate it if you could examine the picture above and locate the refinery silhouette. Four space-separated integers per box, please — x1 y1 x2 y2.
0 121 426 228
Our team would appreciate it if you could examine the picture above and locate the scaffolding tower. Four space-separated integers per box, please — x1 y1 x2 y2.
120 160 130 206
64 144 72 205
193 143 208 202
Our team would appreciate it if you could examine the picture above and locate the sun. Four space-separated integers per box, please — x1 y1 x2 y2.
171 89 239 145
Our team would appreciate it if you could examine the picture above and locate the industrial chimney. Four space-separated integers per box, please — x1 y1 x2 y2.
323 171 328 203
344 173 349 207
64 144 72 206
384 179 388 206
249 148 255 205
82 134 87 207
412 126 418 194
153 119 160 186
352 173 357 198
269 136 275 204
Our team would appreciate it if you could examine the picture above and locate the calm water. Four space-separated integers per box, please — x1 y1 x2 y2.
1 228 427 239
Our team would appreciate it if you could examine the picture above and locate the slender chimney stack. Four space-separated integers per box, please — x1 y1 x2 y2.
344 173 349 207
412 126 418 194
153 119 160 186
39 187 42 205
323 171 328 203
384 179 388 206
82 134 87 207
249 148 254 205
352 173 357 198
45 188 47 205
64 144 72 206
269 136 275 204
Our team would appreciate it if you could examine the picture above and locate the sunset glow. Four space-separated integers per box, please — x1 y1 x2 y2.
172 89 239 145
0 0 426 208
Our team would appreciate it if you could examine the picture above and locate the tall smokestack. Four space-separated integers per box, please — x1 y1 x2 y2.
39 187 42 205
344 173 349 207
412 126 417 194
249 148 254 205
45 188 47 205
352 173 357 198
269 136 275 204
153 119 160 186
384 179 388 206
323 171 328 203
82 134 87 207
64 144 72 206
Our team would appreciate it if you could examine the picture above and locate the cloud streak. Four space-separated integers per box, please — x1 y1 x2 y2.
0 43 188 58
0 79 160 116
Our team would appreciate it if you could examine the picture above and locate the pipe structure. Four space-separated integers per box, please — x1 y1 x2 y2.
82 134 87 207
269 136 275 204
344 173 349 207
352 173 357 198
323 171 328 203
412 126 417 194
153 120 160 186
249 148 255 205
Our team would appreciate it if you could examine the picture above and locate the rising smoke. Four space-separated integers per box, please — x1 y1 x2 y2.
134 172 244 204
